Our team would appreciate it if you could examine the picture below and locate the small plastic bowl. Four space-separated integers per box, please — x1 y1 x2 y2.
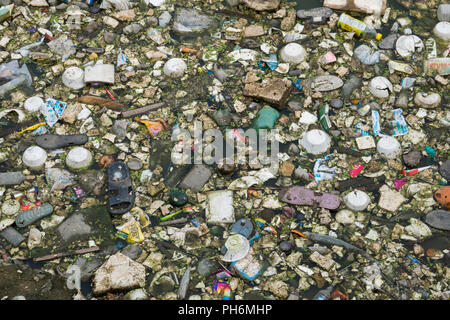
344 190 370 212
280 43 307 64
62 67 86 89
66 147 93 170
22 146 47 170
301 129 331 155
377 136 401 159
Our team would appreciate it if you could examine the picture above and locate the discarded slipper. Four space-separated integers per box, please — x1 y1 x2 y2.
106 161 135 214
279 186 341 210
36 134 88 149
424 210 450 231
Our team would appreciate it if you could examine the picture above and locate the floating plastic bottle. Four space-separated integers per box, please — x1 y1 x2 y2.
337 13 382 40
15 203 53 228
0 172 26 186
313 284 335 300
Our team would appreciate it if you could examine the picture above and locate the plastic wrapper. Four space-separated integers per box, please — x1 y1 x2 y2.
313 154 336 183
41 98 66 127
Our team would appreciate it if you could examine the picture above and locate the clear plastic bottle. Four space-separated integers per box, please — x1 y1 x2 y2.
0 172 26 186
313 284 335 300
337 13 383 40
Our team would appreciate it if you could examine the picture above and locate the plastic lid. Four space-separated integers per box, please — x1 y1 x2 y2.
376 33 382 41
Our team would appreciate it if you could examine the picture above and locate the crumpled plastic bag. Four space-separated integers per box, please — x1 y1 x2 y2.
47 37 76 61
100 0 132 11
45 168 75 191
15 37 45 57
0 60 20 80
354 44 380 65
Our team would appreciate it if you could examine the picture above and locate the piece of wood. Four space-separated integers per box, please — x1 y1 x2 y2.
120 102 166 118
74 96 124 110
33 246 100 262
158 217 189 226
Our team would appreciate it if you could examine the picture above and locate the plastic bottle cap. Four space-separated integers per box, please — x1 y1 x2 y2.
377 136 401 159
24 96 44 113
22 146 47 170
376 33 382 41
62 67 86 89
66 147 93 170
163 58 187 78
301 129 331 155
344 190 370 212
280 43 307 64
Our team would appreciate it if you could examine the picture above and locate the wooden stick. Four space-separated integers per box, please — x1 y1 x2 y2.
120 102 166 119
33 246 100 262
158 217 189 226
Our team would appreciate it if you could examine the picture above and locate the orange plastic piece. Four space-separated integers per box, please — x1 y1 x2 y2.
434 186 450 209
136 118 168 137
291 229 307 239
180 47 198 54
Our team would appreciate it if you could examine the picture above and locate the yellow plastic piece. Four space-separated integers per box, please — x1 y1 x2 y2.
119 220 144 244
17 122 46 134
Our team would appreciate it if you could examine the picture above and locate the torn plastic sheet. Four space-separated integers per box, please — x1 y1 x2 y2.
41 98 66 127
117 52 128 68
229 247 267 281
394 178 408 191
0 60 20 80
354 123 371 136
212 279 231 300
313 154 336 183
259 53 278 70
390 109 409 136
371 110 382 136
0 63 33 98
47 37 76 61
401 77 416 89
15 37 44 57
372 109 408 137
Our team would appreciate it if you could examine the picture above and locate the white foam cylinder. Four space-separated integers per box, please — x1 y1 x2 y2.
23 146 47 170
66 147 93 170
